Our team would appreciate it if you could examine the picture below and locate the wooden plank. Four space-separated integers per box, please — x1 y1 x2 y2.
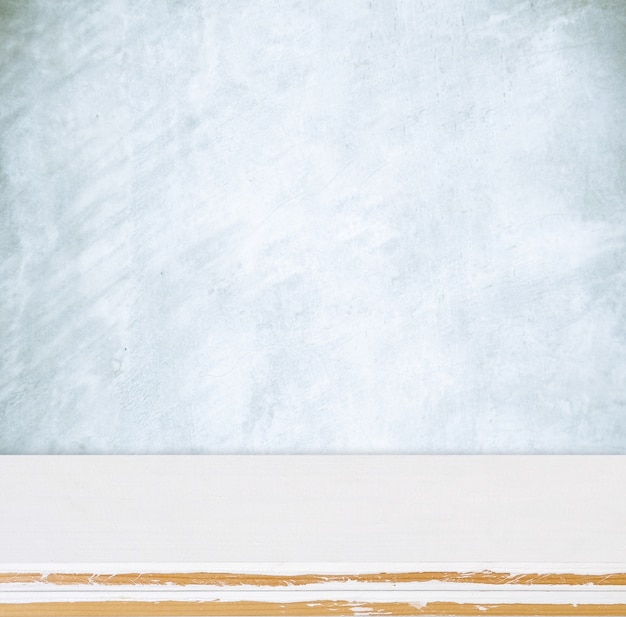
0 456 624 615
0 455 624 563
2 570 626 586
2 600 626 617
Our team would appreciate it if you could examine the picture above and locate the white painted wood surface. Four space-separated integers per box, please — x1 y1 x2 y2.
1 455 625 563
0 456 625 615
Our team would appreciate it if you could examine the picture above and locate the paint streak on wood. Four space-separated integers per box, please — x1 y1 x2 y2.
1 600 626 616
1 571 626 586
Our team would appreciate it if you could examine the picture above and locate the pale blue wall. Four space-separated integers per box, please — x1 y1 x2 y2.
1 0 625 453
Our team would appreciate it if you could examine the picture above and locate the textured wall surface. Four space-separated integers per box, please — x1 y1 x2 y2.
1 1 625 453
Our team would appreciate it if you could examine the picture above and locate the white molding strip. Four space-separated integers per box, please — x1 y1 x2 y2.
0 456 624 615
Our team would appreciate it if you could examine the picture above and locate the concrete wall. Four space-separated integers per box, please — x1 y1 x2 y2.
1 0 625 453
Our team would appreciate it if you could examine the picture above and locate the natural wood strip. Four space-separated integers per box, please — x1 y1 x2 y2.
2 571 626 587
2 601 626 616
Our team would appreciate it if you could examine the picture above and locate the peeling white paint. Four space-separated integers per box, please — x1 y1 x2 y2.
1 587 626 605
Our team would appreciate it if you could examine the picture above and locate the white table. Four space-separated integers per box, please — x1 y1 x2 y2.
0 456 624 615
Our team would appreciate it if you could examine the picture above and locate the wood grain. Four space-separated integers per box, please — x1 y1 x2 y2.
2 600 626 616
1 570 626 586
